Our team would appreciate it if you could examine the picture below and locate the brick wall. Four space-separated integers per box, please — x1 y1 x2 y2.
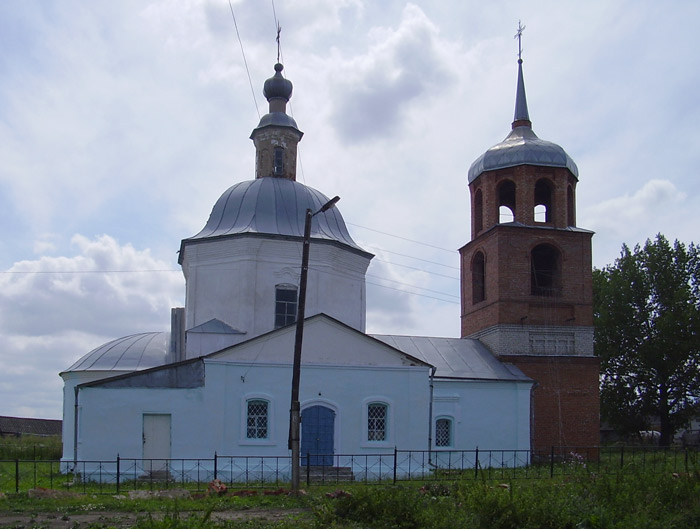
501 355 600 450
460 225 593 337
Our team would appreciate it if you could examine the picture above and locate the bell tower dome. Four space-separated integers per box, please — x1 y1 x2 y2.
460 38 599 450
250 63 303 181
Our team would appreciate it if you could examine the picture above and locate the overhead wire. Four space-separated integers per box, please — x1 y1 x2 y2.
228 0 260 119
348 223 455 254
4 3 461 308
364 246 459 270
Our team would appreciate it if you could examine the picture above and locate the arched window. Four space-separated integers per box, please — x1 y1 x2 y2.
472 251 486 304
534 204 547 222
275 285 297 328
567 185 575 226
497 180 516 223
474 188 483 233
531 244 561 296
246 399 269 439
499 206 514 223
435 418 453 447
273 146 284 176
367 403 387 441
534 179 553 222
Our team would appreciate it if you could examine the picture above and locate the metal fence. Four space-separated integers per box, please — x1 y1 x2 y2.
0 442 62 461
1 446 698 494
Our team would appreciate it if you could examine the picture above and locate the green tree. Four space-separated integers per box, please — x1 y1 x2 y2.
594 234 700 446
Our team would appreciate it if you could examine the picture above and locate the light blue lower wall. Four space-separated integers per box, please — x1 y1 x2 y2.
71 363 530 463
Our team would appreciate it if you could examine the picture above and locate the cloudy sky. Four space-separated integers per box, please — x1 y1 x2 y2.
1 0 698 420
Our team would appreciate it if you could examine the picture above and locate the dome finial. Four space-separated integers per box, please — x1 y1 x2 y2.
276 23 282 64
515 20 525 63
512 21 531 129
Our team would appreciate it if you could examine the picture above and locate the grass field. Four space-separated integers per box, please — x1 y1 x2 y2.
1 464 699 528
1 441 699 528
0 435 62 460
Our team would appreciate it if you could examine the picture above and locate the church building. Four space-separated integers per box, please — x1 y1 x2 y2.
60 51 597 472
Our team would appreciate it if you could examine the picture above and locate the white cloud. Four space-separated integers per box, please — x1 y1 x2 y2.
328 4 458 142
0 235 184 418
583 180 686 237
2 0 700 418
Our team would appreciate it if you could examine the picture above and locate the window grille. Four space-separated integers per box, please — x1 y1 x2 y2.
367 403 387 441
435 418 452 447
246 400 268 439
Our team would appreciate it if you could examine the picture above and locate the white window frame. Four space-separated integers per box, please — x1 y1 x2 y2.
361 397 394 448
434 416 454 448
274 284 298 329
240 394 275 446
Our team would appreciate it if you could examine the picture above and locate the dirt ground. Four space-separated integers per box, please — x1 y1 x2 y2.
0 508 309 528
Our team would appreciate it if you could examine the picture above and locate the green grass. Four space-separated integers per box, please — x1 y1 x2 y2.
1 448 699 528
0 435 62 460
1 472 699 528
312 473 700 529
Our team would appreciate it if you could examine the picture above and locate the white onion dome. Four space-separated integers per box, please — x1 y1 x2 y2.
468 59 578 183
179 177 369 263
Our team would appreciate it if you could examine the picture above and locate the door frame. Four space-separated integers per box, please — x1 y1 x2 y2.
142 413 171 474
300 400 339 465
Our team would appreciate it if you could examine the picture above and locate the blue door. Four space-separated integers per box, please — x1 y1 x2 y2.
301 405 335 466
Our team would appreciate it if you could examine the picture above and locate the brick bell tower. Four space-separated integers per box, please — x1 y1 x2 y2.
460 39 599 451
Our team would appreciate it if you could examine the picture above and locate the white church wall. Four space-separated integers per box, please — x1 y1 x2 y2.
60 370 134 463
206 360 432 456
70 359 431 464
181 237 370 356
186 332 246 357
75 386 207 461
209 316 424 368
433 379 531 452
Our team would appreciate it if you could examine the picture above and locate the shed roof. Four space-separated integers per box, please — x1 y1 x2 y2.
0 416 62 437
370 335 532 382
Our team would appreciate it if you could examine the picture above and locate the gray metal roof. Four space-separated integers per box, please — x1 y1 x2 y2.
251 111 300 133
468 58 578 183
188 319 245 335
468 126 579 183
0 416 62 436
370 335 532 382
180 177 368 257
63 327 531 384
64 332 170 373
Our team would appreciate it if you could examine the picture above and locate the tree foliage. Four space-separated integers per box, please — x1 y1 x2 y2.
594 234 700 445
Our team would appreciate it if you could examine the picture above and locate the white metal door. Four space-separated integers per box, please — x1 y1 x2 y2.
143 414 171 474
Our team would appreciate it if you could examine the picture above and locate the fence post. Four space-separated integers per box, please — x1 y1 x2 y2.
306 453 310 487
393 447 398 484
15 459 19 493
620 445 624 469
474 447 479 479
685 448 689 473
550 446 555 478
214 452 218 480
116 455 120 494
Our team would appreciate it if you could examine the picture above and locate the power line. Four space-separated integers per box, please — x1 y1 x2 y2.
0 270 180 274
228 0 260 119
364 272 459 299
365 245 459 270
372 257 459 280
348 222 456 254
365 280 460 305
